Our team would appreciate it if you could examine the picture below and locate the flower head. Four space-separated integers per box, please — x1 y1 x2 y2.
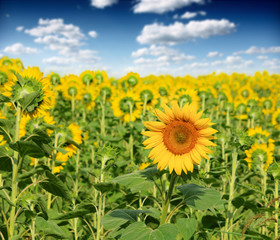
142 102 217 175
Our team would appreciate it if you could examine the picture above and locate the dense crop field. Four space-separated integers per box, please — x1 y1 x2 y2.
0 56 279 240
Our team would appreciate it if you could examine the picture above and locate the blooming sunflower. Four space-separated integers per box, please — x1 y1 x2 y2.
80 70 95 87
56 123 83 164
81 85 96 110
111 90 142 122
59 74 82 101
142 102 217 175
245 141 274 171
120 72 140 90
248 127 270 144
4 66 54 116
94 70 109 84
0 66 14 96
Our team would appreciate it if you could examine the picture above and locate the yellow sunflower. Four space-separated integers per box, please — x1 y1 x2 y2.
79 70 95 87
0 66 14 96
142 102 217 175
245 141 274 171
4 66 54 117
56 123 83 164
248 127 270 144
111 90 142 122
59 74 82 101
81 85 96 110
120 72 140 89
94 70 109 84
272 109 280 129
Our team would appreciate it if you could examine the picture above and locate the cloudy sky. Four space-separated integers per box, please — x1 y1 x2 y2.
0 0 279 77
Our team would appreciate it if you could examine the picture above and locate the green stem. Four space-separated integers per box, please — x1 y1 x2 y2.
9 106 21 238
202 95 205 111
129 102 134 162
71 93 75 119
275 179 279 239
96 157 106 240
100 95 106 136
160 173 177 225
226 109 231 127
224 149 238 240
142 94 147 117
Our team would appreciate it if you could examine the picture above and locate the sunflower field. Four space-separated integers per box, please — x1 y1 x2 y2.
0 56 279 240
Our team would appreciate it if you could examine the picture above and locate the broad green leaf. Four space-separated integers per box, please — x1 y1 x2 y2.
52 202 96 220
268 162 280 179
0 119 13 142
24 128 52 144
18 91 41 111
0 146 12 171
176 218 197 240
177 183 221 210
93 182 115 193
112 170 154 192
102 209 150 230
35 216 72 239
0 191 15 206
39 171 71 201
120 222 177 240
18 165 46 181
9 140 45 158
37 195 48 220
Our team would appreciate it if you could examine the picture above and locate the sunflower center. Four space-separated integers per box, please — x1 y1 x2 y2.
163 120 198 155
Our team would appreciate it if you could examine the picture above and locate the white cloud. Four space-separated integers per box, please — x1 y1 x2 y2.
88 30 98 38
207 51 223 58
263 58 280 70
234 46 280 55
181 11 206 19
133 0 205 14
257 55 268 60
137 19 235 45
3 43 39 55
90 0 118 8
16 26 24 32
0 53 3 58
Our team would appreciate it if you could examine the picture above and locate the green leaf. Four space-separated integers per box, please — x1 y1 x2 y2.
93 182 115 193
30 128 52 143
102 209 150 230
9 140 45 158
18 165 46 181
65 136 80 149
37 195 48 220
18 91 41 111
177 183 221 210
176 218 197 240
35 216 72 239
0 94 10 103
52 202 96 220
0 224 8 240
39 171 71 201
0 146 12 171
112 170 154 192
120 222 177 240
268 162 280 179
0 119 13 142
0 191 15 206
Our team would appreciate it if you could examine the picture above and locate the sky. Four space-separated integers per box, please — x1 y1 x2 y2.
0 0 279 78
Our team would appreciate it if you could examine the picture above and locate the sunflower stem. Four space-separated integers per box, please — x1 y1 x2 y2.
224 148 238 240
275 179 279 239
129 101 134 161
142 94 147 116
71 92 75 120
160 173 177 225
202 95 205 111
9 105 21 238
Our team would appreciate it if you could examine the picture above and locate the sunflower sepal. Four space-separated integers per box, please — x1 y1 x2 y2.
18 91 41 113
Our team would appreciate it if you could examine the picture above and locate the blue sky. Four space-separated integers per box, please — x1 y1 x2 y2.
0 0 279 77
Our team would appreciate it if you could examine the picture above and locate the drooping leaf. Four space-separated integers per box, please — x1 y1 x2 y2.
93 182 115 193
177 183 221 210
0 119 13 142
9 140 45 158
0 93 11 103
18 91 41 112
0 146 12 171
39 171 71 201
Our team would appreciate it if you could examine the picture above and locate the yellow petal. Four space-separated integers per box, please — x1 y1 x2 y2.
141 131 162 137
154 108 171 124
199 128 218 136
194 118 211 129
143 135 163 145
163 104 175 119
172 101 183 120
144 121 166 131
168 154 175 174
190 149 201 165
174 155 182 175
183 153 193 172
197 137 216 146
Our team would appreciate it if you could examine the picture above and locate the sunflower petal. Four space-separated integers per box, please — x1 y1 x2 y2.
144 121 166 131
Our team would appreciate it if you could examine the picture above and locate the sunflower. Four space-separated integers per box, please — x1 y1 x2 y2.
19 111 56 138
94 70 109 84
245 141 274 171
80 70 95 87
0 111 7 146
59 74 82 101
81 85 96 110
4 67 54 117
56 123 83 164
111 90 142 122
174 88 200 109
96 81 115 102
0 56 24 73
142 102 217 175
48 72 61 87
0 66 14 96
248 127 270 144
272 108 280 130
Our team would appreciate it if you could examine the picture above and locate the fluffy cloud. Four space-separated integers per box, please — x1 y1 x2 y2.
234 46 280 55
257 55 268 60
90 0 118 8
133 0 205 14
16 26 24 32
137 19 235 45
180 11 206 19
3 43 39 55
88 30 98 38
263 58 280 70
207 51 223 58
